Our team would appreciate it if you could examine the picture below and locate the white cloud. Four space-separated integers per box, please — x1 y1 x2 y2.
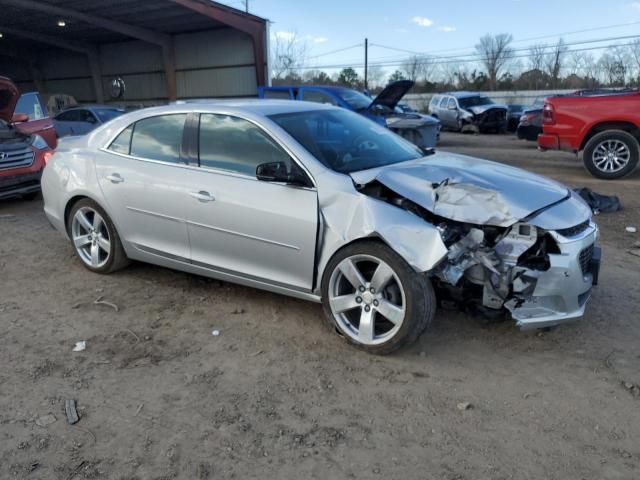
273 30 295 41
437 26 456 32
305 35 328 44
411 16 433 27
632 1 640 10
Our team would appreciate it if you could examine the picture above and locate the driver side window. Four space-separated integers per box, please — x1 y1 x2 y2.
198 114 293 177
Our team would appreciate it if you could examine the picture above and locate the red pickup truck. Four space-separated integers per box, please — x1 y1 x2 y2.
538 90 640 179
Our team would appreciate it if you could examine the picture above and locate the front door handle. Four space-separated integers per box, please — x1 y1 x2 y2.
189 190 215 202
106 173 124 183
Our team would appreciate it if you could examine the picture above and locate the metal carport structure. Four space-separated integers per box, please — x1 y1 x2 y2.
0 0 268 105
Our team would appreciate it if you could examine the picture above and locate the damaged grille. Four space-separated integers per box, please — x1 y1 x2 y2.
579 244 594 275
0 146 34 170
556 220 590 237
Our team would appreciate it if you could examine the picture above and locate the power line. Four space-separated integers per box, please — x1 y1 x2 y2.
307 43 363 59
295 38 640 71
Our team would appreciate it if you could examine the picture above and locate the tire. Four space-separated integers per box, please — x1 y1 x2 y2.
67 198 129 274
583 130 639 179
321 240 435 355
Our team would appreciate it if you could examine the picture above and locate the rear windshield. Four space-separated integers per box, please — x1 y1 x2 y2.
95 108 124 123
335 89 372 111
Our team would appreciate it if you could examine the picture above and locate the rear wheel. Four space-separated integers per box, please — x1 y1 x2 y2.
583 130 639 179
321 241 435 355
67 198 129 274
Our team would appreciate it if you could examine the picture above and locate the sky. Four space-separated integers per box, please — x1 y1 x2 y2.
218 0 640 79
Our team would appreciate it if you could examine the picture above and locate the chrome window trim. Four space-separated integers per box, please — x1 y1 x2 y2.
101 110 318 189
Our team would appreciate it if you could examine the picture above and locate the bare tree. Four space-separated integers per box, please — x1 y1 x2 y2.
420 56 437 85
528 43 546 71
271 32 307 80
366 65 385 89
582 52 599 88
402 55 423 83
630 39 640 82
544 38 568 88
599 48 627 86
475 33 514 90
568 51 586 76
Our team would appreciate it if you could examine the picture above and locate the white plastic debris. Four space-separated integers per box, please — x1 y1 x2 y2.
211 330 220 337
626 226 637 233
72 341 86 352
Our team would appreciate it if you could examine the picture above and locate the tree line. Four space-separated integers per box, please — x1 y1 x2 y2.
271 33 640 93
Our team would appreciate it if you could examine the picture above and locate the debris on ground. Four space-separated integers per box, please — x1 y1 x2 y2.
457 402 473 411
231 308 245 314
211 330 220 337
626 226 637 233
65 399 80 425
35 414 57 427
573 187 622 213
629 250 640 258
72 341 86 352
93 296 119 312
622 381 640 397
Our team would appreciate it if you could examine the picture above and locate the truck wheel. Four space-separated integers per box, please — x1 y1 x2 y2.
321 240 435 355
583 130 639 179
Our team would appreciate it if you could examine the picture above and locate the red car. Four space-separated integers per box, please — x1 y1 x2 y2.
538 90 640 179
0 77 55 200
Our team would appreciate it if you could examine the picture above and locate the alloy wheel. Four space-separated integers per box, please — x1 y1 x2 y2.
71 206 111 268
327 254 406 346
592 139 630 173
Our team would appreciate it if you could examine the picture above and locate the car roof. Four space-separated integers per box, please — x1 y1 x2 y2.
262 85 354 92
442 91 489 98
149 99 337 117
62 104 125 111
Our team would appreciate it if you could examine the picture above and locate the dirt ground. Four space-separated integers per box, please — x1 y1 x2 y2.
1 132 639 480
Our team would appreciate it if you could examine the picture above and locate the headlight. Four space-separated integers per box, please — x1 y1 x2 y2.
30 134 48 150
460 110 474 120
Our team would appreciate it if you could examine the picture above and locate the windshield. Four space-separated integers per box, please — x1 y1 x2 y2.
335 89 373 111
95 108 124 123
270 109 423 174
458 96 494 108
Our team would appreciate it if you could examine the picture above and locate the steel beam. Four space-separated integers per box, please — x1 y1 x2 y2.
168 0 267 87
0 0 177 100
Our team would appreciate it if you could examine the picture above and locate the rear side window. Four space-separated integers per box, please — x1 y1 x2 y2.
262 89 292 99
430 95 440 106
129 114 187 163
198 113 292 176
448 98 457 109
302 90 338 106
439 97 449 108
108 124 133 155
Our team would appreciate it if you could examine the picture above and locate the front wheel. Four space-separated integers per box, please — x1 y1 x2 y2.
583 130 639 179
321 241 435 355
67 198 129 274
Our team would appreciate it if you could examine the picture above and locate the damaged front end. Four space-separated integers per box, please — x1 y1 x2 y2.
353 154 600 329
460 106 508 133
434 219 599 328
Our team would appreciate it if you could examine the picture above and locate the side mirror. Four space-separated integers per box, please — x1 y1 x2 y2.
256 161 311 187
12 113 29 123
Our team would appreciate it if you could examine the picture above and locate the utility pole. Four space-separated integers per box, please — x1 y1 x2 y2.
364 38 368 90
245 0 249 12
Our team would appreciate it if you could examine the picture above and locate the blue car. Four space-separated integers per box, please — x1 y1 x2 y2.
258 80 440 149
53 105 125 137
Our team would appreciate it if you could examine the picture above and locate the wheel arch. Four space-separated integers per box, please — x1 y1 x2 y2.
580 121 640 150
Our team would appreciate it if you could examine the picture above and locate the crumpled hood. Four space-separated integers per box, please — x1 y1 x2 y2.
0 76 19 123
465 104 508 115
350 152 573 227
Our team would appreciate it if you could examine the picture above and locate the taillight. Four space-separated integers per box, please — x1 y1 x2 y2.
43 151 54 165
543 104 555 124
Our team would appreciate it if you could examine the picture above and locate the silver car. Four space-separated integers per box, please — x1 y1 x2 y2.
42 100 600 354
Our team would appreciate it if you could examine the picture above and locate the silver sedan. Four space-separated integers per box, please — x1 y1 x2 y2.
42 100 600 354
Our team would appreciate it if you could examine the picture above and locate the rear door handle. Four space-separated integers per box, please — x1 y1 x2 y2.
189 190 215 202
106 173 124 183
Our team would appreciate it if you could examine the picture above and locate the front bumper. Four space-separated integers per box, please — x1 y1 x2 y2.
0 170 42 199
509 223 600 329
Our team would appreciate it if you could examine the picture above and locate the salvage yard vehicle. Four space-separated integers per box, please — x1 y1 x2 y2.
517 107 543 141
538 89 640 179
54 105 125 137
429 92 508 133
42 100 600 354
258 80 441 150
0 77 54 200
